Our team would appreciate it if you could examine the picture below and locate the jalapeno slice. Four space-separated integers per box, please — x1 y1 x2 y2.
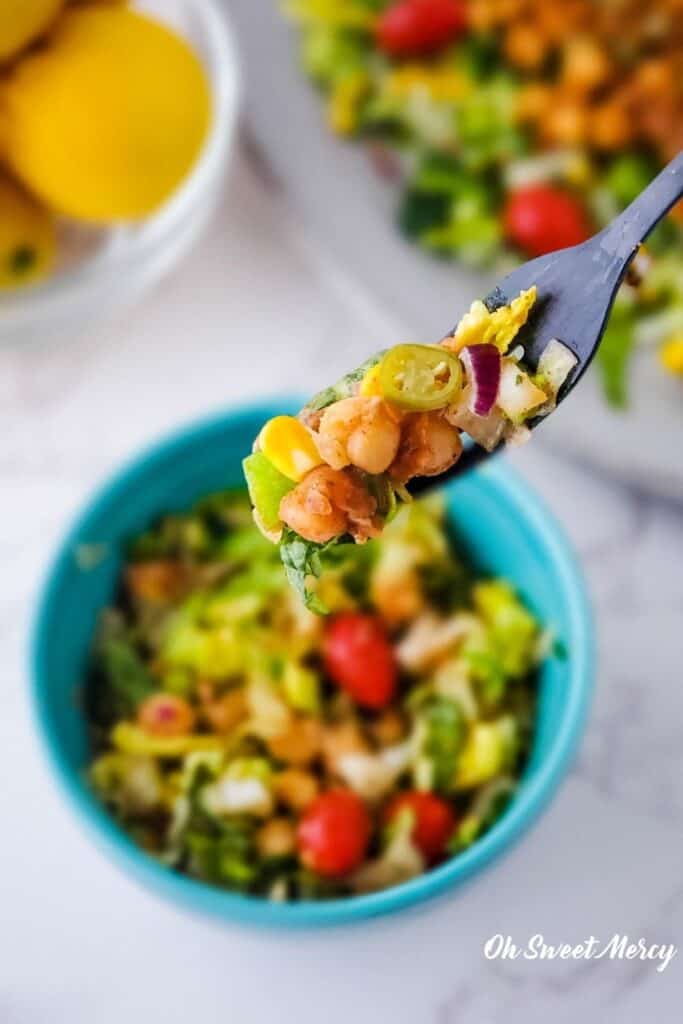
378 344 462 410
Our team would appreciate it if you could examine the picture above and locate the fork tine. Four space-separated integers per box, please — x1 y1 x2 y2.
413 152 683 495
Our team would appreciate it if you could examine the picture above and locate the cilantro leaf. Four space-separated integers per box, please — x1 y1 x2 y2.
307 352 385 413
279 528 340 614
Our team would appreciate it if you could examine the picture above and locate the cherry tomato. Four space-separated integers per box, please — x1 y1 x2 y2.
503 184 593 257
376 0 467 57
385 790 455 863
297 789 371 877
323 613 397 709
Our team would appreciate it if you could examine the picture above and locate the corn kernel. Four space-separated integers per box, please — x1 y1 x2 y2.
258 415 324 482
659 335 683 376
384 65 469 103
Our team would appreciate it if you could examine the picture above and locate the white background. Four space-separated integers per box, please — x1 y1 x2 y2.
2 152 683 1023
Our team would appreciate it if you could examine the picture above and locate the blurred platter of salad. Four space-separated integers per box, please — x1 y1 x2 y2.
87 488 550 900
285 0 683 408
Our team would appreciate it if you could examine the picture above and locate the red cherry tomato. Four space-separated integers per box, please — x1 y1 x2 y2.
385 790 455 863
376 0 467 56
323 613 397 709
297 789 371 877
503 184 593 257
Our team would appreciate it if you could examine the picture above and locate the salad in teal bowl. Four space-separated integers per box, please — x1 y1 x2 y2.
31 401 593 926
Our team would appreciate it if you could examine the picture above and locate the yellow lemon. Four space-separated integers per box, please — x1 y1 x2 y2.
0 0 63 62
0 172 55 289
1 5 211 222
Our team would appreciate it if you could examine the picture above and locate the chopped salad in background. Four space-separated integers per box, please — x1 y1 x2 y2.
285 0 683 405
87 489 546 901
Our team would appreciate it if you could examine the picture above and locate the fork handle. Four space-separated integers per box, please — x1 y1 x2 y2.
599 150 683 261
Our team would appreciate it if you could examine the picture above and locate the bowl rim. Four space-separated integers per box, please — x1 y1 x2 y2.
30 401 594 929
0 0 241 329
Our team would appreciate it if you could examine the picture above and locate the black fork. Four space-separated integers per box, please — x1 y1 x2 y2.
410 150 683 495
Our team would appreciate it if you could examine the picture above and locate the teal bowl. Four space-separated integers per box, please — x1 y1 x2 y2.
31 401 594 927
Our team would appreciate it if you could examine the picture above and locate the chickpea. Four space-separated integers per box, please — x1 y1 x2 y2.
126 561 186 604
541 98 588 147
515 84 553 124
317 397 401 475
390 412 462 484
197 683 247 735
137 693 196 738
321 720 369 775
370 709 406 747
273 769 319 811
279 465 379 545
497 0 528 23
346 411 401 475
634 59 674 98
256 818 297 859
467 0 497 31
589 99 633 151
504 25 547 71
371 567 424 628
562 37 611 94
268 717 322 766
537 4 586 44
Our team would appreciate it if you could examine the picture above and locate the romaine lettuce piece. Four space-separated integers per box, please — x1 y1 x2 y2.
471 580 539 678
87 618 156 725
201 758 274 818
413 695 466 793
454 716 517 789
282 661 321 713
184 822 257 889
90 752 163 816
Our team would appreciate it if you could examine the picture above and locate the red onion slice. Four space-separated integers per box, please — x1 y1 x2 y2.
460 344 501 416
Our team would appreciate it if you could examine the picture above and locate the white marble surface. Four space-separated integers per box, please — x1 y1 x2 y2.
2 149 683 1022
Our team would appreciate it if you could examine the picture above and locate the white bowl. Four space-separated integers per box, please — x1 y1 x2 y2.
0 0 240 345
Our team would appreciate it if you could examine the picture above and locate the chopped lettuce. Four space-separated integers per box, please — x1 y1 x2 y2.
469 580 540 680
413 696 466 793
301 23 369 87
455 73 526 171
87 617 156 725
184 821 258 889
307 351 384 412
449 776 516 852
351 807 424 893
90 753 163 817
279 528 340 613
606 153 658 209
595 304 637 409
398 189 452 242
281 661 321 713
454 717 517 789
